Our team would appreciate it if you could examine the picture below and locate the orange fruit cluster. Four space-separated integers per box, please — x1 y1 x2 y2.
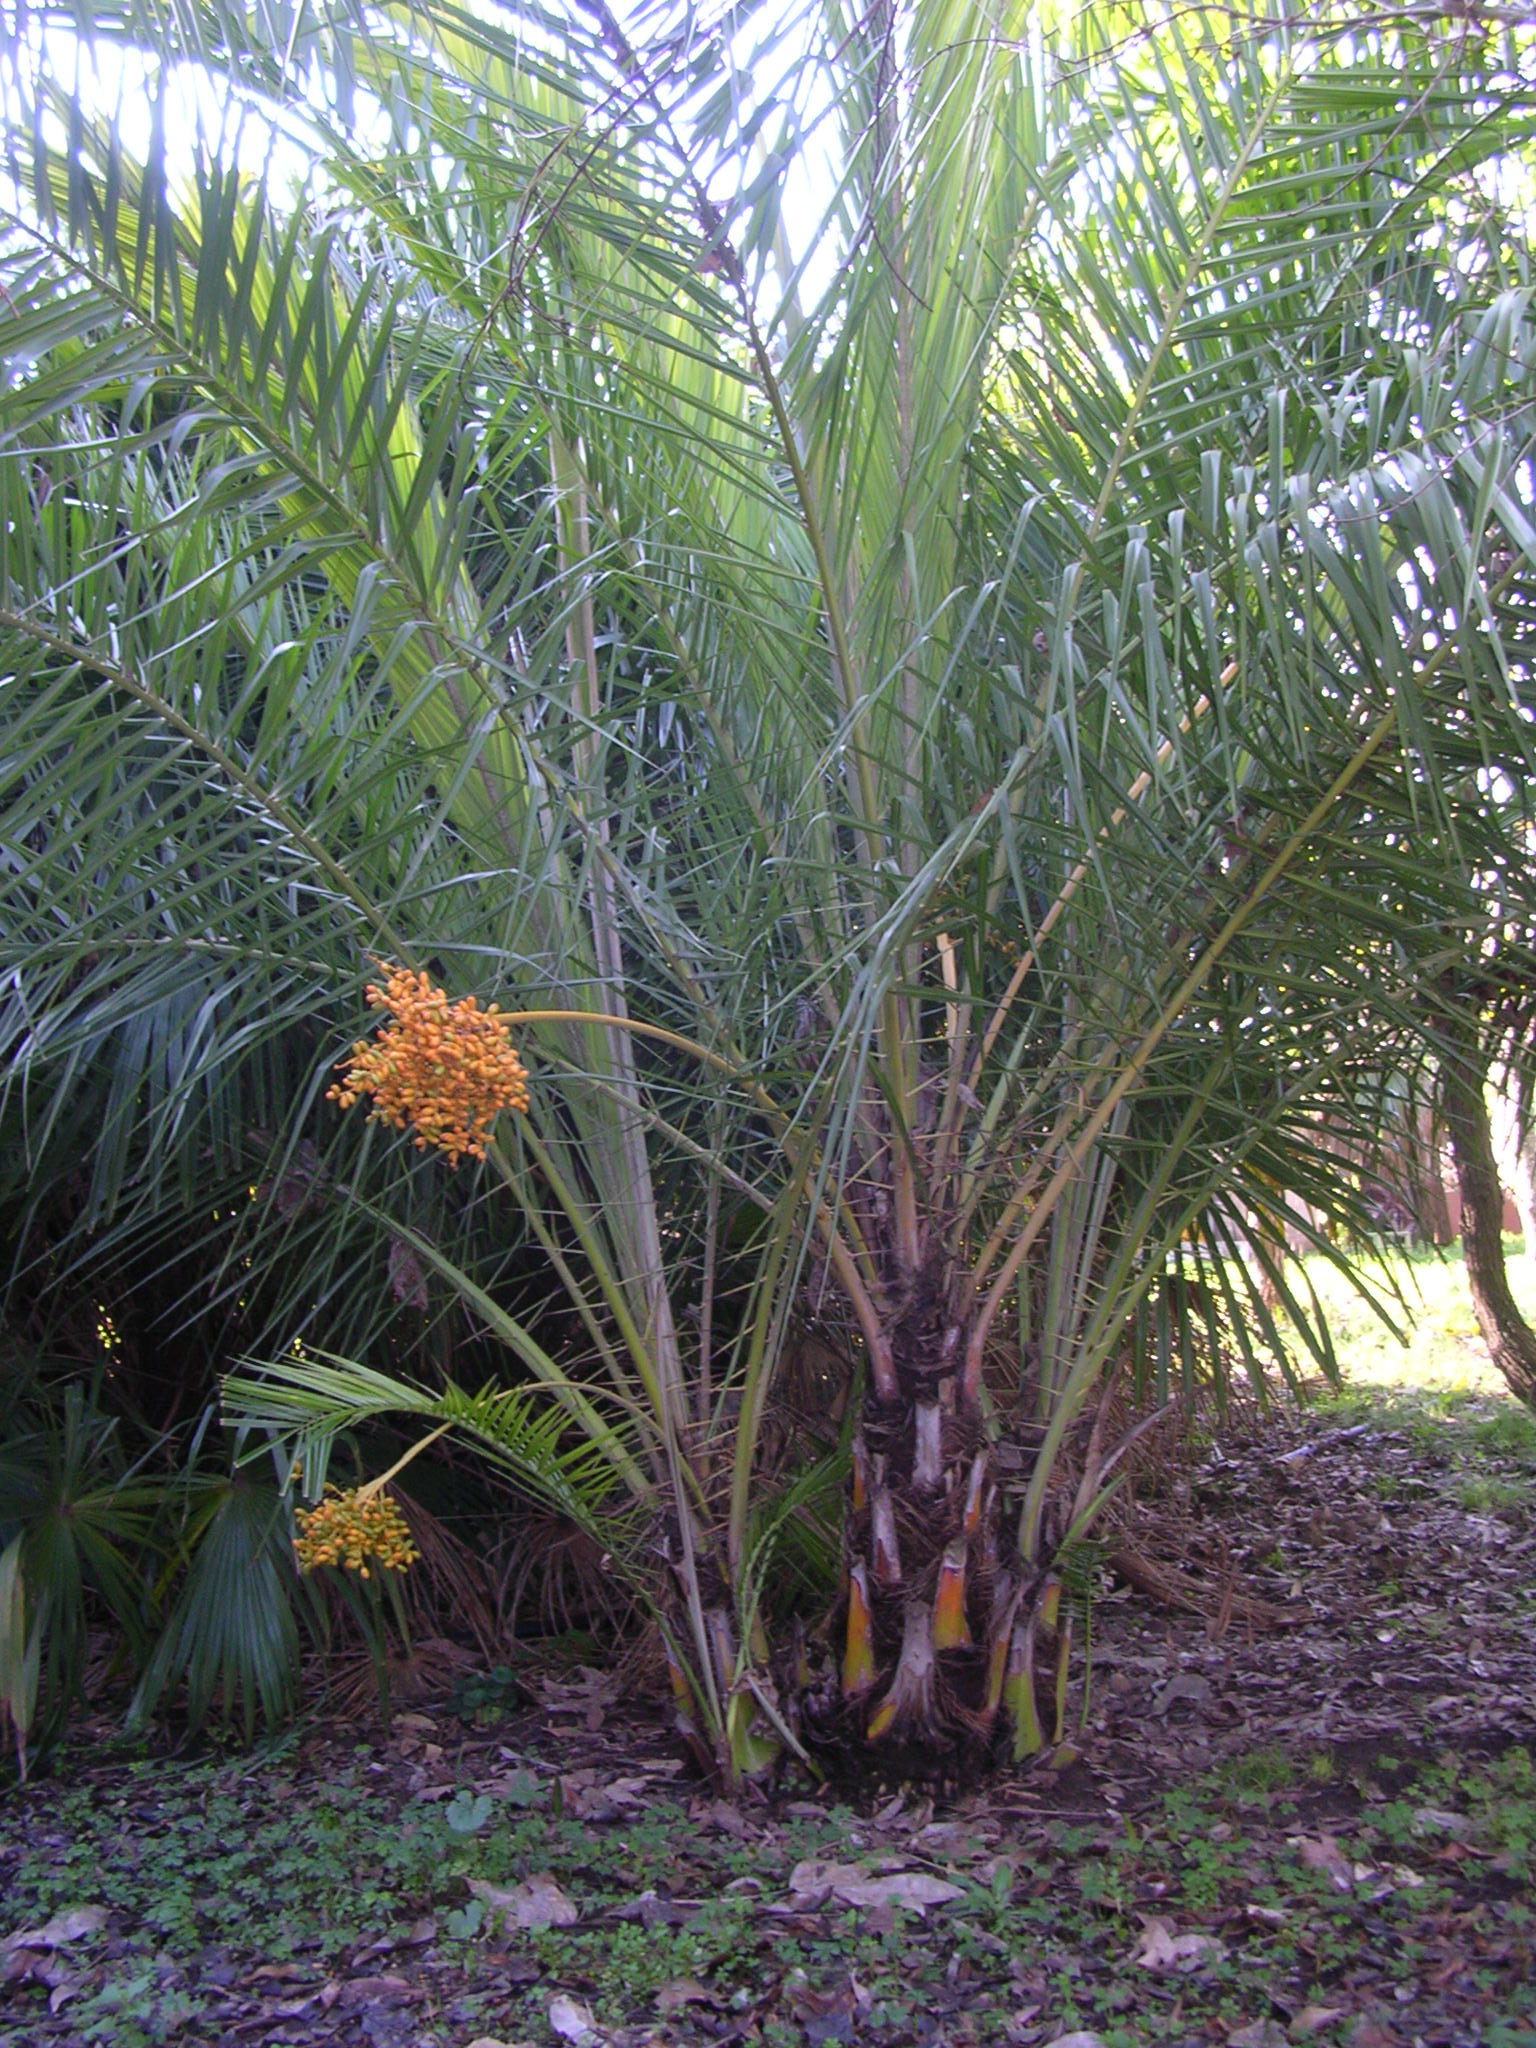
327 963 529 1165
293 1485 420 1579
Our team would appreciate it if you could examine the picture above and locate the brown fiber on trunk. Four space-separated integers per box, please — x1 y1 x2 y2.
805 1267 1090 1778
803 1260 1030 1773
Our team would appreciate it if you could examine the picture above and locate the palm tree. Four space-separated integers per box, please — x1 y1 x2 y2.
4 0 1535 1776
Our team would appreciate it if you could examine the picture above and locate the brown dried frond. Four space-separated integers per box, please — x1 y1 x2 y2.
487 1511 641 1646
391 1490 500 1660
324 1636 482 1718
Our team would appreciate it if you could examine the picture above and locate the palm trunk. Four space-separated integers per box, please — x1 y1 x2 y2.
810 1260 1061 1773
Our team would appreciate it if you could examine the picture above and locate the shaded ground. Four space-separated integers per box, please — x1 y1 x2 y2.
3 1387 1535 2048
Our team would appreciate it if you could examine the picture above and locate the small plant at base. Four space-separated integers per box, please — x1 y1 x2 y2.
327 962 529 1165
452 1664 527 1724
1221 1743 1295 1799
1471 1408 1536 1458
442 1788 494 1835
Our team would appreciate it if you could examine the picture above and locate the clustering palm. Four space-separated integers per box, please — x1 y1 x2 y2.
3 0 1534 1775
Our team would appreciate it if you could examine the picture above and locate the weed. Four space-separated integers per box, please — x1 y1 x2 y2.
1370 1798 1422 1850
1456 1475 1528 1514
1077 1857 1129 1913
1220 1743 1295 1799
444 1787 495 1834
451 1664 527 1724
1471 1408 1536 1458
1178 1834 1237 1913
1465 1749 1536 1877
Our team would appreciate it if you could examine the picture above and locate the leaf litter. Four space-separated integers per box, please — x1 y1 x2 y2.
2 1390 1535 2047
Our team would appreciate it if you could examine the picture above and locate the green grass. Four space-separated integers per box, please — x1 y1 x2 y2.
1289 1236 1536 1399
1289 1254 1536 1529
1217 1741 1296 1802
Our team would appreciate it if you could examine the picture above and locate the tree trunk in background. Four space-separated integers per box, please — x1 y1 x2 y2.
1511 1143 1536 1274
1412 1099 1455 1246
1490 1064 1536 1270
1436 1016 1536 1407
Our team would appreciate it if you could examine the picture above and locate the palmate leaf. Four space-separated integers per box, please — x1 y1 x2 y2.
0 1537 42 1775
129 1475 304 1742
0 1382 166 1737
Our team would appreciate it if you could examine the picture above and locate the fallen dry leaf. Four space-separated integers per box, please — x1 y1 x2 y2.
1342 2019 1400 2048
1411 1806 1471 1838
782 1964 864 2043
1244 1903 1290 1928
326 1973 416 2010
1289 1833 1356 1891
1130 1914 1226 1972
841 1870 965 1914
1153 1671 1213 1716
705 1798 753 1838
972 1853 1017 1893
363 1915 436 1953
548 1993 603 2045
558 1773 652 1821
1 1949 74 1991
654 1978 718 2014
1289 2007 1345 2039
611 1887 693 1927
787 1858 963 1915
599 1775 654 1806
1227 2022 1289 2048
0 1906 108 1954
912 1820 996 1858
537 1668 619 1732
468 1874 579 1930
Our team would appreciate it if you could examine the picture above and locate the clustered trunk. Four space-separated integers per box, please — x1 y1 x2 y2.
802 1261 1068 1776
